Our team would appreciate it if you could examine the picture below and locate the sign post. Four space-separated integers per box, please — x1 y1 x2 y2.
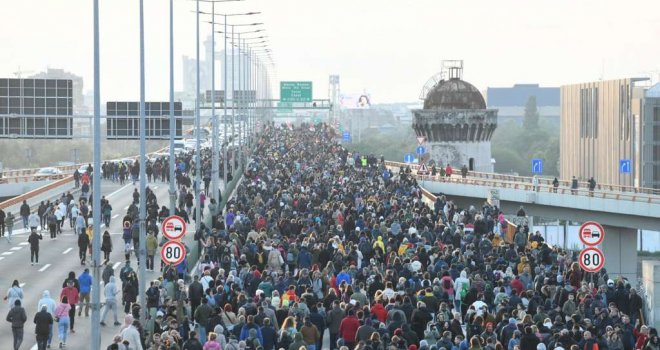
578 247 605 273
160 240 186 266
161 215 187 241
531 159 543 174
578 221 605 246
280 81 313 102
578 221 605 273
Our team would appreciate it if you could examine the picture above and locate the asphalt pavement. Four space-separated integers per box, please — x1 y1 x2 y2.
0 179 181 349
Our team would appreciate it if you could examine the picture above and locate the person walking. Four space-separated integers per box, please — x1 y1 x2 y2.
54 296 71 348
37 290 57 349
60 281 79 334
28 229 43 265
571 176 578 195
100 276 121 327
47 211 58 239
6 211 15 243
0 207 5 237
34 305 53 350
78 231 90 265
78 269 92 317
20 200 30 229
29 211 40 234
146 231 157 272
6 299 27 350
5 280 24 311
101 231 113 265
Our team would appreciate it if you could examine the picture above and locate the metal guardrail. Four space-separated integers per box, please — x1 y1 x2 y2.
386 161 660 204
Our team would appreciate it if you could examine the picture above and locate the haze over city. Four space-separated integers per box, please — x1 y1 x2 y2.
1 0 659 102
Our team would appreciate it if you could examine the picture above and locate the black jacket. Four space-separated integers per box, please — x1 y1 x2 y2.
6 305 27 328
28 232 42 249
34 309 53 337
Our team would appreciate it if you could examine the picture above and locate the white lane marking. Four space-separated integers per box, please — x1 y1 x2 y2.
1 252 13 255
62 248 73 254
110 232 122 235
153 186 158 189
124 206 129 210
112 214 119 219
19 283 25 287
19 242 29 246
39 264 51 272
10 247 23 251
107 183 132 198
113 262 121 269
0 257 4 261
31 344 38 350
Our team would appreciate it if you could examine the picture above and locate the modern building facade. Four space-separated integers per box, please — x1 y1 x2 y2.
642 84 660 189
560 78 651 187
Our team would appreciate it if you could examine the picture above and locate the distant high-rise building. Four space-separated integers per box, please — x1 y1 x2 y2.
486 84 559 123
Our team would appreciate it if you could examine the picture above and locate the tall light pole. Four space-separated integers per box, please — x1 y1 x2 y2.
91 0 101 348
138 0 147 325
169 0 176 215
195 0 201 233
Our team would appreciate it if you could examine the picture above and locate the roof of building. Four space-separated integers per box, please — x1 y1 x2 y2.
423 78 486 110
646 83 660 98
486 84 559 107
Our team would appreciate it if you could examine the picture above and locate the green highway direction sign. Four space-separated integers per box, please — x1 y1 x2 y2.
280 81 313 102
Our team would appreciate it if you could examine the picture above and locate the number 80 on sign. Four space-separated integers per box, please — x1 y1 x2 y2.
579 247 605 273
161 241 186 266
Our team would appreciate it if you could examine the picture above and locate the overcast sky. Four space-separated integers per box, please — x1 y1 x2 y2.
1 0 659 103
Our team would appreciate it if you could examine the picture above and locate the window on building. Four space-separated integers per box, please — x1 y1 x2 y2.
654 107 660 122
580 87 598 138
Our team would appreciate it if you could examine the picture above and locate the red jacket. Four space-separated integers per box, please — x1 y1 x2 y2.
60 286 79 305
371 303 387 323
511 278 524 295
339 315 360 343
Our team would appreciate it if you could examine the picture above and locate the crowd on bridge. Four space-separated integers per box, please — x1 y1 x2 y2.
4 124 656 350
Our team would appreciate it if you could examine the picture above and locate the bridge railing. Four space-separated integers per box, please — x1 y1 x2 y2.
385 161 660 204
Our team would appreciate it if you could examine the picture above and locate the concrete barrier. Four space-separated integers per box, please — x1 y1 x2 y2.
0 175 74 210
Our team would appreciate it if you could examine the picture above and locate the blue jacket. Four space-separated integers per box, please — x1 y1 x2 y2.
78 271 93 294
297 248 312 269
239 323 263 346
336 272 351 286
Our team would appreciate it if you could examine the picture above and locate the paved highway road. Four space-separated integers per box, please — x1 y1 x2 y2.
0 179 183 349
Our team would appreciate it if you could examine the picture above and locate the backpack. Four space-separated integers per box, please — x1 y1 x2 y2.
443 278 452 290
459 282 469 300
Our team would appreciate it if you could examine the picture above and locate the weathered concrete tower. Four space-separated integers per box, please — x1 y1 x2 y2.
412 61 498 172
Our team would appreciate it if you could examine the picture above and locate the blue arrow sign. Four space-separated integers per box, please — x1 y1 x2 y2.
404 153 415 163
342 131 351 141
619 159 631 174
416 146 426 155
531 159 543 174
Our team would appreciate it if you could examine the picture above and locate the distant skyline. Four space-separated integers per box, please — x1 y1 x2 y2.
1 0 659 103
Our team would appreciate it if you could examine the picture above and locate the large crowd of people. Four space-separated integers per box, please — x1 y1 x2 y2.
5 123 655 350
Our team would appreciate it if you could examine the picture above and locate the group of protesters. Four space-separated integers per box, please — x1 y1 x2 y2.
99 123 655 350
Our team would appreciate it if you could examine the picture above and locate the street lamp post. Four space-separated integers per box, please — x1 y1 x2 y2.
91 0 101 348
138 0 147 326
169 0 176 216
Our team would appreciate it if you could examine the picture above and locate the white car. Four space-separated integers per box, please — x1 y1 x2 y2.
33 167 63 180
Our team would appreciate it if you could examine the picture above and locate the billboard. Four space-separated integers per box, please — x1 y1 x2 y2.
339 92 372 109
106 101 183 139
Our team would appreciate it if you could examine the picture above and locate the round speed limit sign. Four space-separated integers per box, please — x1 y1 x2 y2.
579 247 605 273
161 241 186 266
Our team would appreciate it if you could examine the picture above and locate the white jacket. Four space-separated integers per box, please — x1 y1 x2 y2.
120 325 143 350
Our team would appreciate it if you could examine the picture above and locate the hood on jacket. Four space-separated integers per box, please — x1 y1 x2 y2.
42 290 51 298
109 276 116 284
67 271 76 279
460 271 467 279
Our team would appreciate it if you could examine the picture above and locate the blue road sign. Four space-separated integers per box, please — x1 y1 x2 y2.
416 146 426 155
342 131 351 141
619 159 631 174
404 153 415 163
531 159 543 174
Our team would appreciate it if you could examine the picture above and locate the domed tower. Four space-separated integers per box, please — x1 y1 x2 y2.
412 61 498 172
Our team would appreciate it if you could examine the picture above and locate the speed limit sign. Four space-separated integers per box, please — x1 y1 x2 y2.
579 247 605 273
161 241 186 266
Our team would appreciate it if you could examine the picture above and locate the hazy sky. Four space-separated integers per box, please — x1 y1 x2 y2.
1 0 659 103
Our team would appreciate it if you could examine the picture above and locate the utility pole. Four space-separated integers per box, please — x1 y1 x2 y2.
168 0 176 215
90 0 101 348
223 15 228 190
138 0 147 325
195 0 202 232
211 2 219 202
